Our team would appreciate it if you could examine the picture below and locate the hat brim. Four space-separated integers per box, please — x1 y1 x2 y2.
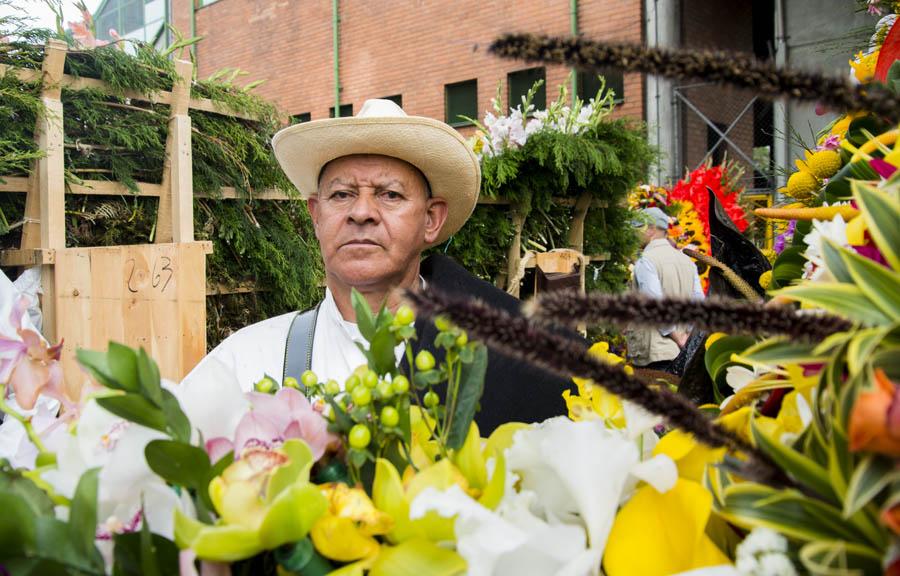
272 117 481 246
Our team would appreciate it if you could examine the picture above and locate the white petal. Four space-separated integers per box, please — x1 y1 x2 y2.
172 358 250 442
630 454 678 494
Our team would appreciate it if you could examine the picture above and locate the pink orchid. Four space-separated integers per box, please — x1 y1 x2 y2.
0 297 64 411
870 157 898 179
206 387 336 462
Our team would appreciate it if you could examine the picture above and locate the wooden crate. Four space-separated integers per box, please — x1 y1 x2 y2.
1 41 215 391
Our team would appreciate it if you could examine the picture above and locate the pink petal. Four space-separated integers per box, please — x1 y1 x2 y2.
7 296 27 329
205 437 234 464
294 410 334 461
179 549 199 576
870 158 898 179
9 357 49 410
246 391 291 432
233 410 281 456
276 387 315 421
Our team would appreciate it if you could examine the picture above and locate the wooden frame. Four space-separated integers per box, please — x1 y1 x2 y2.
1 41 214 388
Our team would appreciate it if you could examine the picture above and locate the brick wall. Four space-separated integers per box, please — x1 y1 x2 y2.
170 0 643 125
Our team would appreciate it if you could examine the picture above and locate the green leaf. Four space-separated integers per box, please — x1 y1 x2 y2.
772 283 891 326
68 468 105 572
827 427 853 500
799 540 883 576
112 530 179 576
159 389 191 443
139 508 162 576
750 421 837 504
0 465 55 517
821 238 854 284
136 348 163 406
75 349 121 390
718 484 871 544
107 342 141 393
704 335 756 401
445 344 488 451
33 517 104 574
846 326 890 376
843 454 900 518
144 440 211 489
740 337 821 367
369 328 399 376
352 288 377 342
96 394 168 433
769 246 807 290
413 369 442 389
853 180 900 271
838 241 900 321
0 491 36 558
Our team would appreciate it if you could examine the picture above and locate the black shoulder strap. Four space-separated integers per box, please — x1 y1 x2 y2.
283 303 321 384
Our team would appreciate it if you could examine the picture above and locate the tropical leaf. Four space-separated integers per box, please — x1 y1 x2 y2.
820 238 854 284
750 421 837 504
836 240 900 320
799 540 883 576
853 180 900 271
717 484 872 544
739 337 822 367
843 454 900 519
846 326 891 376
772 283 891 326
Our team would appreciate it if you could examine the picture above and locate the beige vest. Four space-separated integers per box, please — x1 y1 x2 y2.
626 240 698 366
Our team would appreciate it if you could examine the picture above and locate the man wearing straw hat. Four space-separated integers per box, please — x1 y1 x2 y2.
183 99 578 432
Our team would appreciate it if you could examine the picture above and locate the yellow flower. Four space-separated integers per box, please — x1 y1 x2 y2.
806 149 842 179
311 482 393 562
174 440 327 562
780 171 819 200
564 342 634 424
653 430 726 484
604 479 729 576
850 49 880 84
374 423 509 545
758 270 773 290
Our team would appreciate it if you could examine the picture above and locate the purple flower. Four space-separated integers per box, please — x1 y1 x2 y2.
818 134 841 151
773 220 796 255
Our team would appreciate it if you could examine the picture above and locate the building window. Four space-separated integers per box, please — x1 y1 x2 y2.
381 94 402 107
444 80 477 127
291 112 311 124
198 0 223 6
329 104 353 118
96 0 145 39
578 69 625 104
508 67 546 111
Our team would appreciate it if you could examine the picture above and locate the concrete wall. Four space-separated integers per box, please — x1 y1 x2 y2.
776 0 878 179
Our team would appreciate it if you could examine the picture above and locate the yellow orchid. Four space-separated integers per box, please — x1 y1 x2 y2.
311 482 393 562
373 423 508 545
850 49 880 83
604 478 730 576
564 342 632 425
174 439 327 562
653 430 726 484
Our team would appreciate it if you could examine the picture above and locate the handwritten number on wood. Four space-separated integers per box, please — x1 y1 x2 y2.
152 256 174 293
126 258 138 293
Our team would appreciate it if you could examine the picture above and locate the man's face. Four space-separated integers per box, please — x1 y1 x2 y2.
307 154 448 289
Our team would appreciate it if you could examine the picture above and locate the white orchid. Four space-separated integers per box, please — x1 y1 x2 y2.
39 398 193 566
801 210 850 281
410 418 677 576
172 358 251 449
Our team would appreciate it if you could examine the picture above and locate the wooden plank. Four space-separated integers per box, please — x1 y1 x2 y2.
52 243 210 391
535 250 582 274
0 65 256 121
0 248 55 267
0 176 30 192
156 60 194 244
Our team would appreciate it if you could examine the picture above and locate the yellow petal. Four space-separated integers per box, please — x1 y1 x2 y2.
845 215 868 246
373 458 416 544
477 451 506 510
191 524 264 562
604 480 728 576
452 422 487 490
214 476 267 531
484 422 528 459
370 539 466 576
654 431 726 483
258 483 328 549
311 515 380 562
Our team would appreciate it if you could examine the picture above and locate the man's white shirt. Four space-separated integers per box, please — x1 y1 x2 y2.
181 288 405 391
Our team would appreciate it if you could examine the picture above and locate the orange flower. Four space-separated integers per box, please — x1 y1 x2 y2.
848 369 900 457
882 502 900 537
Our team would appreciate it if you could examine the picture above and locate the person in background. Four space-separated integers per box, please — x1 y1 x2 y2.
625 207 704 372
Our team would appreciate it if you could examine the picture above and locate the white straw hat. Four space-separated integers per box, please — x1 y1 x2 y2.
272 99 481 245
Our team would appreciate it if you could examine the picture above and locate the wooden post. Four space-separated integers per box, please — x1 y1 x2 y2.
505 195 531 298
156 59 194 244
20 40 67 342
567 191 592 254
